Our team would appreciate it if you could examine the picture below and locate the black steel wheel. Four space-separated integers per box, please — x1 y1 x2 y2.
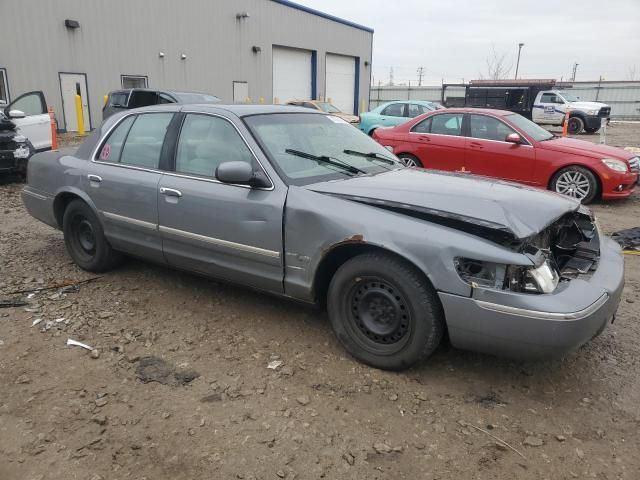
63 199 121 272
567 116 584 134
328 252 444 370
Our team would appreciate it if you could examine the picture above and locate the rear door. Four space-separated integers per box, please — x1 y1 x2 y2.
5 91 51 150
85 111 176 263
157 112 286 293
465 113 536 184
407 112 466 171
379 103 408 127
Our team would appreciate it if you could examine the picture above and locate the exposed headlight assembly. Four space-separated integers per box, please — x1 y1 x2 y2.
455 258 559 294
586 109 599 116
601 158 628 172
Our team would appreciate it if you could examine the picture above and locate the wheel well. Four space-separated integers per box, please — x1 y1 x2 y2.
53 192 82 228
312 242 434 307
548 164 602 196
367 127 378 136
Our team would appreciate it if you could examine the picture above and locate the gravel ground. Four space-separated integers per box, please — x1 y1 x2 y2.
1 124 639 479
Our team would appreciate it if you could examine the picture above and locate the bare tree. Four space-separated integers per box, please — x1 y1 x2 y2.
481 46 513 80
627 65 638 81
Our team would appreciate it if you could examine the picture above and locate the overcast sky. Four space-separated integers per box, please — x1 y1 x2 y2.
298 0 640 85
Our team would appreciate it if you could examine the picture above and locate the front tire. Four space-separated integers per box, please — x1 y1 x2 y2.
397 153 423 168
63 199 121 272
550 166 598 204
567 116 584 134
327 252 444 370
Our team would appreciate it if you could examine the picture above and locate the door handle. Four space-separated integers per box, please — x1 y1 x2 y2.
469 142 484 149
87 174 102 183
160 187 182 197
418 136 430 142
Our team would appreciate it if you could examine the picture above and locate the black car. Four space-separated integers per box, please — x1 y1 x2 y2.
0 111 33 176
102 89 221 120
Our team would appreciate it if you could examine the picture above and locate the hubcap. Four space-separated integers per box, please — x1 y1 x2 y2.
349 280 410 345
555 171 591 200
400 156 419 167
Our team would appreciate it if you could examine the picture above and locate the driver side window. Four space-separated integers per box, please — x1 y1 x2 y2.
175 114 254 178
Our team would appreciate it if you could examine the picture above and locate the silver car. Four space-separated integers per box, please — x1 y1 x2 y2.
22 104 624 370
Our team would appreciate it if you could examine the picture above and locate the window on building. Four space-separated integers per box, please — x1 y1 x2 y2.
175 114 254 178
121 75 148 89
0 69 8 104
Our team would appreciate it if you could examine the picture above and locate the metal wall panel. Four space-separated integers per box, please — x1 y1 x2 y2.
0 0 372 130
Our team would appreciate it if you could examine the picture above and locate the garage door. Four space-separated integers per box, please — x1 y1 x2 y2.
272 46 312 103
326 54 356 114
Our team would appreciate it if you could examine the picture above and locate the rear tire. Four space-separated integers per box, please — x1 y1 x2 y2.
567 116 584 134
550 166 599 204
397 153 423 168
63 199 121 272
327 252 444 370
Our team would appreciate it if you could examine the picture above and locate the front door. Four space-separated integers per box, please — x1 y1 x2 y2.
59 73 91 132
465 113 536 184
85 112 174 263
534 92 564 124
5 91 51 150
158 113 286 293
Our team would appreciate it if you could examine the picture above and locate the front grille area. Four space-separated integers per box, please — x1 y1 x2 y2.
0 150 17 169
598 107 611 117
529 210 599 280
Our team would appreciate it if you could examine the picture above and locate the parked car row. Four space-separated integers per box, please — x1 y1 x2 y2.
371 108 639 203
23 103 626 370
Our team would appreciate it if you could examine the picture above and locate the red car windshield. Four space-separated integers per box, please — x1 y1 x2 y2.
506 114 554 142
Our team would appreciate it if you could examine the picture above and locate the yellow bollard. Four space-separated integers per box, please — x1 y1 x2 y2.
75 94 86 136
360 98 366 113
259 97 264 104
103 95 108 106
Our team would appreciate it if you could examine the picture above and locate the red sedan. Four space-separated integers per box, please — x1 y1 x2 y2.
372 108 639 203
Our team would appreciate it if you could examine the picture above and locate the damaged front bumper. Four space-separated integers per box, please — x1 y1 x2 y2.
439 235 624 359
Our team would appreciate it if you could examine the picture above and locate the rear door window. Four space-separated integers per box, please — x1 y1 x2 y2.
407 104 427 118
381 103 405 117
119 113 173 169
430 113 463 136
97 115 135 162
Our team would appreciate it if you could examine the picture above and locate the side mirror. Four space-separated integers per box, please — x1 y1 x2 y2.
9 110 26 119
216 161 270 188
505 133 523 144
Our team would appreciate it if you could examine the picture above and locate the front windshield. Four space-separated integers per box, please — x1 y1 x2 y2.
506 113 554 141
557 91 579 102
316 102 341 113
245 113 401 186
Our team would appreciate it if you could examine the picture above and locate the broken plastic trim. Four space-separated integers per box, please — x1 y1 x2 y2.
322 193 519 245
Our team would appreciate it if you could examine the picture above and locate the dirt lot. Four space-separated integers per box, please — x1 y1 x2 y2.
1 123 639 480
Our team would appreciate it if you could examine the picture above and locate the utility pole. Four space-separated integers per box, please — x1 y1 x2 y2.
571 62 579 82
514 43 524 79
416 66 425 86
388 67 394 86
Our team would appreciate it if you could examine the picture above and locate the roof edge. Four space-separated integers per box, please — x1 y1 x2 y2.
270 0 374 33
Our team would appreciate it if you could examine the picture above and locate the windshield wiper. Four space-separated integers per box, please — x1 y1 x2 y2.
343 149 397 165
285 148 365 175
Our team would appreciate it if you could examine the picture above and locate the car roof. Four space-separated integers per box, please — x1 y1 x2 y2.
437 107 515 116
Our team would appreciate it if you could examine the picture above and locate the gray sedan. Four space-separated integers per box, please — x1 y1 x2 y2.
22 104 624 370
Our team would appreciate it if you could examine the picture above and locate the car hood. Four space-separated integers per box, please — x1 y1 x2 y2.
567 101 608 110
537 137 632 160
308 168 580 242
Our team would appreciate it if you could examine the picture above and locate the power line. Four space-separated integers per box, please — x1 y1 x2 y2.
416 67 425 86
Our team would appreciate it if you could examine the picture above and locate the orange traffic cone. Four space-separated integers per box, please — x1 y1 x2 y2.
48 106 58 150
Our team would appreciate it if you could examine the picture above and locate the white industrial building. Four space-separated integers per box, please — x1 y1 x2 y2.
0 0 373 131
